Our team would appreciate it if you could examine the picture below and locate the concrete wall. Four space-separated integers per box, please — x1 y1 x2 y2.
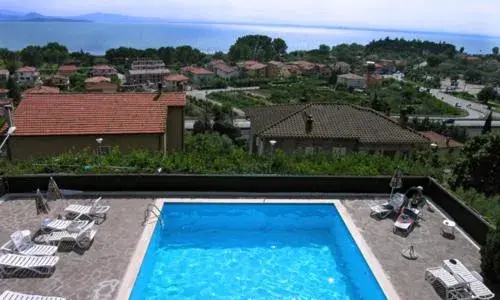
8 134 162 160
166 107 185 153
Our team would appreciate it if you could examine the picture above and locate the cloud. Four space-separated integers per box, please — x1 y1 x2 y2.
2 0 499 35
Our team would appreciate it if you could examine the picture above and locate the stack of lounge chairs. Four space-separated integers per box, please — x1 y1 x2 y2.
426 258 495 300
0 195 110 299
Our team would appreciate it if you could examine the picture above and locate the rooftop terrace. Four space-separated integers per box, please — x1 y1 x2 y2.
0 194 486 299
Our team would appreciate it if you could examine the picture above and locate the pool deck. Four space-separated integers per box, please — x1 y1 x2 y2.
0 196 485 300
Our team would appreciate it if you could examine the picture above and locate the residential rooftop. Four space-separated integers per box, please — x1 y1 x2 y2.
338 73 365 80
23 86 60 95
181 66 213 75
85 76 111 83
165 74 189 82
420 131 464 148
245 103 429 144
8 92 186 136
128 68 170 75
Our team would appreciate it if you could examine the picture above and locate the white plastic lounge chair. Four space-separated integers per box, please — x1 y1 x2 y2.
0 290 65 300
0 253 59 276
443 259 495 300
64 197 109 221
370 193 406 219
393 208 418 235
35 221 97 249
1 230 58 256
41 218 89 232
425 267 471 300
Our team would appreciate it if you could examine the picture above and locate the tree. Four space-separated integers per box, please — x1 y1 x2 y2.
6 76 21 106
493 47 499 55
370 93 390 113
228 35 275 62
453 133 500 195
464 69 482 83
477 86 498 104
69 71 86 92
272 38 288 57
110 74 121 87
459 47 465 54
193 119 211 134
480 219 500 283
426 54 443 67
42 42 69 65
318 44 330 55
482 112 493 134
20 45 43 67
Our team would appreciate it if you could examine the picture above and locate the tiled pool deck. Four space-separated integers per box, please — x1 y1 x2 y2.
0 196 483 300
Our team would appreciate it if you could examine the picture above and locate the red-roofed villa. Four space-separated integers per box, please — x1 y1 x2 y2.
3 92 186 159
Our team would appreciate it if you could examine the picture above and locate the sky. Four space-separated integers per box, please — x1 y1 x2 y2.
2 0 499 36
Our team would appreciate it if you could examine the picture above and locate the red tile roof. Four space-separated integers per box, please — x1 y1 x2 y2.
165 74 189 82
17 66 37 72
84 82 118 92
0 88 8 93
247 63 267 70
11 92 186 136
58 65 79 72
338 73 365 80
420 131 463 148
181 66 213 75
0 69 9 75
92 65 115 70
23 86 60 94
85 76 111 83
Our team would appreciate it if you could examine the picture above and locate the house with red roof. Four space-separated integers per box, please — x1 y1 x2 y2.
57 65 80 77
207 60 239 79
84 81 118 93
419 131 464 155
181 66 214 85
165 74 189 91
337 73 366 89
3 92 186 159
0 88 8 99
16 66 39 84
23 85 60 95
91 65 117 77
237 61 267 78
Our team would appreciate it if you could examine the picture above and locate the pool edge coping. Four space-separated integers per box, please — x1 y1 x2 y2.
116 198 165 300
333 200 401 300
116 198 400 299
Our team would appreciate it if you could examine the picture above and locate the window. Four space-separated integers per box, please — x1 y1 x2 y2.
97 146 112 155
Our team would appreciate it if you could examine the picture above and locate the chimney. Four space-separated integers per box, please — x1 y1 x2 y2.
4 104 14 128
305 113 313 133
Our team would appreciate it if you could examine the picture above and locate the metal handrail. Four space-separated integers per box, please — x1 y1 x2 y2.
143 202 164 229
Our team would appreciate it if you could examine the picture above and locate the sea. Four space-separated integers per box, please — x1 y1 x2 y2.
0 22 498 55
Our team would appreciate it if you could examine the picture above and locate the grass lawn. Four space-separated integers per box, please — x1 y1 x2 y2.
447 91 476 101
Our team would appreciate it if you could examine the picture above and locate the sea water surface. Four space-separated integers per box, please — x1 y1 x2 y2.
0 22 498 54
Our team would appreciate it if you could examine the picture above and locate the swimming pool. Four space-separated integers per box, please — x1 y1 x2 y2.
129 203 387 299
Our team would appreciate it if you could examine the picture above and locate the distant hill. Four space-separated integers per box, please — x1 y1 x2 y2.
0 11 90 22
73 13 170 24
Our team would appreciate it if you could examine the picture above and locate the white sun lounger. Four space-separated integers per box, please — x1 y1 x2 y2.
425 267 471 300
443 259 495 300
35 221 97 249
0 290 66 300
64 197 110 220
370 193 406 219
41 218 89 232
0 230 58 256
0 254 60 276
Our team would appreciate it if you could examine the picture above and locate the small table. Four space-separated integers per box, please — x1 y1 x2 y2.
441 219 456 237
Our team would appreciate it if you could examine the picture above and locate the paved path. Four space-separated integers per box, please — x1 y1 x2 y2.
187 87 260 117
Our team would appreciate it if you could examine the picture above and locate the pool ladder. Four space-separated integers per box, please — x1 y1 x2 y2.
143 203 164 229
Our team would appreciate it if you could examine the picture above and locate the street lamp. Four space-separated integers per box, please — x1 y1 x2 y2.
269 140 277 153
96 138 104 156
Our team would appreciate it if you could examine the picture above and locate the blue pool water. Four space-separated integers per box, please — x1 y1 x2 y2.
130 204 386 299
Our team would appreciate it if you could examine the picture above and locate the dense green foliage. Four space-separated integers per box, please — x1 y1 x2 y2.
365 38 456 58
477 86 498 103
481 218 500 283
104 45 206 67
208 92 268 108
483 113 493 134
228 35 287 62
69 70 86 92
19 42 69 67
448 91 476 101
453 133 500 196
0 133 442 177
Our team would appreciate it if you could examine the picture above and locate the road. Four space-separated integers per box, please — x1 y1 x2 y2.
430 89 496 120
187 87 260 117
